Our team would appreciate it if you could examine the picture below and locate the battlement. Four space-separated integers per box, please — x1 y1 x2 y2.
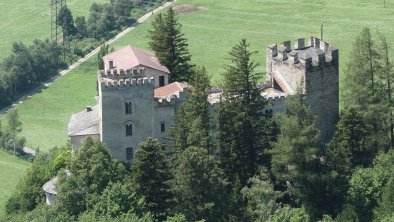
100 77 154 90
99 67 146 80
267 37 338 68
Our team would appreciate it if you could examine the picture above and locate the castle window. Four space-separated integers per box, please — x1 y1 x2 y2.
109 60 114 69
125 102 132 115
160 122 166 132
126 124 133 136
159 76 165 87
126 147 133 161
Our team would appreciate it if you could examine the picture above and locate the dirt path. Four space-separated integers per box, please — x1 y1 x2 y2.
0 0 176 115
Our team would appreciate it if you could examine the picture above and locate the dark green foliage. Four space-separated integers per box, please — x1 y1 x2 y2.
0 40 64 107
57 6 76 38
267 206 310 222
335 205 359 222
149 8 194 82
347 150 394 222
56 138 126 216
170 146 229 222
374 174 394 221
111 0 135 26
241 169 279 222
75 16 88 38
132 138 172 221
0 108 25 154
164 214 187 222
78 211 153 222
5 155 52 214
97 44 110 70
270 93 322 218
92 180 145 218
171 66 211 151
217 39 265 185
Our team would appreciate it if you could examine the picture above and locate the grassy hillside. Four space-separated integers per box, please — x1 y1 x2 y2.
4 0 394 151
0 150 29 216
0 0 107 60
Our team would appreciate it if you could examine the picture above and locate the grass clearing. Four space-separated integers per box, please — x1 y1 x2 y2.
3 0 394 151
0 0 108 60
0 150 30 216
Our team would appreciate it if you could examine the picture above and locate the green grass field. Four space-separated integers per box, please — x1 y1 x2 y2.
0 150 30 216
0 0 107 60
3 0 394 152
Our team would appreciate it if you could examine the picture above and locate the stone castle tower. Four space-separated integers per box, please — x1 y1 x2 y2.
68 46 189 162
265 37 339 144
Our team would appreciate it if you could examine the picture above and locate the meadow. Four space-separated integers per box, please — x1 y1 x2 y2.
0 0 107 60
0 150 30 216
3 0 394 152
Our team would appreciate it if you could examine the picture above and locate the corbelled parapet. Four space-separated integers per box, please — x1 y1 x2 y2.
99 67 146 80
100 77 154 90
266 37 338 67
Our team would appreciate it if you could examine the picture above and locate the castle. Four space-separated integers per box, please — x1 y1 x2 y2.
44 37 339 205
66 36 338 162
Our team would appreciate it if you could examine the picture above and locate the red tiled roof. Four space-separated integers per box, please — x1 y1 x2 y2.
154 82 189 98
103 45 170 73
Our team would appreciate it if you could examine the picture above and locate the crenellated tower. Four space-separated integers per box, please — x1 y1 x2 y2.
266 37 339 145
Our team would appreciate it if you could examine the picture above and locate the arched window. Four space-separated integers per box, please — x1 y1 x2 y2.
160 122 166 132
126 147 133 161
126 123 133 136
125 102 132 115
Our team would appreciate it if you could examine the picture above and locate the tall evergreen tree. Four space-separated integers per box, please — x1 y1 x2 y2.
148 8 193 82
270 93 322 218
57 6 76 38
171 66 211 152
217 39 265 185
170 146 229 222
344 27 379 106
132 138 172 221
377 33 394 148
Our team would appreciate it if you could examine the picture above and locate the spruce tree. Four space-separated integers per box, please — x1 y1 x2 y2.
170 146 228 222
132 138 172 221
217 39 265 185
149 8 193 82
57 6 76 38
171 66 211 152
270 93 322 218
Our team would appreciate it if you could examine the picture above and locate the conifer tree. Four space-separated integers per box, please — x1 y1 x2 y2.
170 146 229 222
377 33 394 147
171 66 211 152
344 27 380 106
149 8 193 82
217 39 265 185
270 93 321 218
132 138 172 221
57 6 76 38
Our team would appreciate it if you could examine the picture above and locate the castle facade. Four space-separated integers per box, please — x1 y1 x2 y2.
67 37 338 162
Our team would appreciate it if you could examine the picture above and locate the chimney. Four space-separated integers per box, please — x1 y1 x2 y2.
86 106 92 112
